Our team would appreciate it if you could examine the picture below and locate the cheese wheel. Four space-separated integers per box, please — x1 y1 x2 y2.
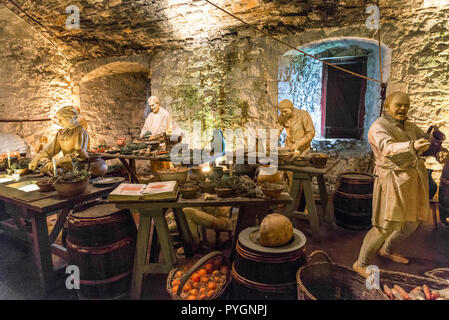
258 213 293 247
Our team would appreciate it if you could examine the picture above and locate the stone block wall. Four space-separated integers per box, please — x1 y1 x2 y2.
0 7 72 154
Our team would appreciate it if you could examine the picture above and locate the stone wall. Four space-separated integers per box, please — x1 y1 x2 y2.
0 6 72 154
79 72 149 148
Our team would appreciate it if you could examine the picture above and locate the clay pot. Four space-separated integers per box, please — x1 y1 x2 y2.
256 166 281 184
199 181 215 193
215 187 234 198
190 166 206 182
77 156 108 178
423 126 446 157
308 153 328 169
54 178 89 198
180 185 200 199
260 184 284 199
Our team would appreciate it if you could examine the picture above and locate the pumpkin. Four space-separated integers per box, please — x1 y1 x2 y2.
258 213 293 247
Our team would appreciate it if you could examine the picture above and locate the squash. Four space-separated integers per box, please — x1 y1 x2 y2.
258 213 293 247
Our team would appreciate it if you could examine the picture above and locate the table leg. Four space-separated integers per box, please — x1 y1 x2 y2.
130 210 152 300
174 208 194 258
148 218 160 263
303 179 321 241
153 211 177 269
285 175 301 220
118 158 140 183
30 212 55 294
317 174 331 223
129 159 138 182
48 208 70 244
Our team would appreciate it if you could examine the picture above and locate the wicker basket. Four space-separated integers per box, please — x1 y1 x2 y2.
296 250 388 300
380 268 449 298
166 251 231 300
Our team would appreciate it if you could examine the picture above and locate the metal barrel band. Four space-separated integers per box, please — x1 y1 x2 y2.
231 264 295 293
334 190 373 200
79 270 131 286
334 208 372 217
339 178 374 185
66 236 134 254
68 214 127 226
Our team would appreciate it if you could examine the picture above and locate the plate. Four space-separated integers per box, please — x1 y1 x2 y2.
93 177 125 187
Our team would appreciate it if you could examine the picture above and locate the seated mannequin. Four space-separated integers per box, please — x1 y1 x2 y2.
28 105 89 173
177 206 232 255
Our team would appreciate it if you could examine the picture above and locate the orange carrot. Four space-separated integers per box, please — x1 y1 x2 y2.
423 284 431 300
383 285 394 300
394 285 410 300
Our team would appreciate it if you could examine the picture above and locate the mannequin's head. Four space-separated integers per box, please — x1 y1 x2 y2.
148 96 161 114
279 99 294 118
384 92 410 121
55 105 79 129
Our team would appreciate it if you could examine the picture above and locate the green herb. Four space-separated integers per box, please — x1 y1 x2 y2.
49 169 91 184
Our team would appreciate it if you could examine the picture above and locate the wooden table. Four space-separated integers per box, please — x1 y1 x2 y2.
98 153 171 184
279 160 340 241
0 179 116 295
112 193 293 299
98 151 225 184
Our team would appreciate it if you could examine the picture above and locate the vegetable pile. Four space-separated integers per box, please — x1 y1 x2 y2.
383 284 449 300
170 256 229 300
49 169 91 184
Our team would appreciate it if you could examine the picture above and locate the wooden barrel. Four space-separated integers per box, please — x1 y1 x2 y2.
231 227 306 300
439 163 449 228
333 172 374 230
66 203 137 300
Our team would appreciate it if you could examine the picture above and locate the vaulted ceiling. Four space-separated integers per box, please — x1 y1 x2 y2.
1 0 370 61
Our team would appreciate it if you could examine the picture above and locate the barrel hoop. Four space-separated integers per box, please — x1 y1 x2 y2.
231 264 295 293
236 242 305 263
334 190 373 200
334 208 372 217
79 270 131 286
67 214 128 227
66 236 134 254
339 179 374 185
441 178 449 187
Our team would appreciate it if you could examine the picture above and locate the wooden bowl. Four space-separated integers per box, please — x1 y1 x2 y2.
215 187 234 198
199 182 216 193
158 168 189 183
260 185 284 199
180 185 200 199
308 153 328 169
36 179 55 192
54 178 89 198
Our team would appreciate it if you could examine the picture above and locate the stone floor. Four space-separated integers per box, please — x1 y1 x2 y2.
0 205 448 300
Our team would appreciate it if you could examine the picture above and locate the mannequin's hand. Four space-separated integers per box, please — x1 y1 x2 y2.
438 150 449 163
28 158 39 170
414 138 430 152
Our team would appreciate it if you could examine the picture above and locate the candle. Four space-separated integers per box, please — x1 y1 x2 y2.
52 158 57 176
7 150 10 169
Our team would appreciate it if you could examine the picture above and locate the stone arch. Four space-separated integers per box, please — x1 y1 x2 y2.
73 57 151 148
279 37 391 142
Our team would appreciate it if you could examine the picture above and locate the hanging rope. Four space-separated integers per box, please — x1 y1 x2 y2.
204 0 381 84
